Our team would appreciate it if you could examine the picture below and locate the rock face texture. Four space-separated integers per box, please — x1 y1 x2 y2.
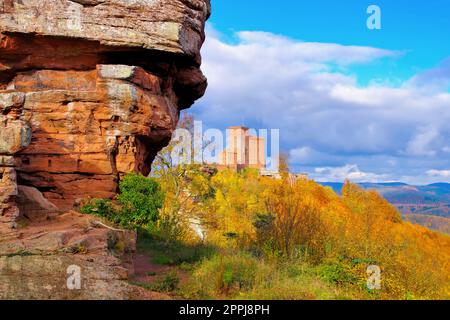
0 0 210 222
0 211 141 300
0 0 210 299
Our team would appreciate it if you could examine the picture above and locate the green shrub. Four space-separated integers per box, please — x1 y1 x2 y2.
152 271 180 292
80 198 117 220
316 260 358 286
81 174 165 231
118 173 165 230
80 198 125 228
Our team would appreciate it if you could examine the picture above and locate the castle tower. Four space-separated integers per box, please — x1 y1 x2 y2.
247 135 266 169
219 126 265 170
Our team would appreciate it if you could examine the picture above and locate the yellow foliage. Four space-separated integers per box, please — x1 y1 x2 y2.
201 173 450 299
155 164 450 299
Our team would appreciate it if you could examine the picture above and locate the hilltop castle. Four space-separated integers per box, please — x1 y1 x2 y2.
215 126 308 181
217 126 266 171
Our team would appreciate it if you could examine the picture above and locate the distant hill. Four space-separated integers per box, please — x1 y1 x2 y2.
319 182 450 233
405 214 450 235
319 182 450 206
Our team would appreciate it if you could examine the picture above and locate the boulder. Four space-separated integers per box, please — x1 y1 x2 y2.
17 186 60 222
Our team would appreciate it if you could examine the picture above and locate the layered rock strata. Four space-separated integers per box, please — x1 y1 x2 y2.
0 0 210 226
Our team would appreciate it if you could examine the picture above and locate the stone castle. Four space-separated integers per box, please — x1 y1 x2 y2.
215 126 309 182
217 126 266 171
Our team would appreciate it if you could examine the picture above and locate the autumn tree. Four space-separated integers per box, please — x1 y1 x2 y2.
151 113 214 242
260 177 328 261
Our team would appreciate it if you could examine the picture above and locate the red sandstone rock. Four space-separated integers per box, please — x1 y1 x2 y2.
0 211 141 299
0 0 210 225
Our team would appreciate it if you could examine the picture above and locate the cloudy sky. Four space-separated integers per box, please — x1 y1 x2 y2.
191 0 450 184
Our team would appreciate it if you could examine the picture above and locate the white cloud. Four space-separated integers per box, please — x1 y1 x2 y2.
406 57 450 93
405 126 440 157
234 31 399 65
313 164 388 183
427 169 450 178
194 26 450 184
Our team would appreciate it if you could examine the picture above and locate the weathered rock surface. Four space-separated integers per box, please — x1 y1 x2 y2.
17 185 60 222
3 65 184 211
0 0 210 222
0 211 147 300
0 0 210 299
0 0 210 58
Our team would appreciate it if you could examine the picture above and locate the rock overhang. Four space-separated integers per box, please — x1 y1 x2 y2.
0 0 210 228
0 0 211 57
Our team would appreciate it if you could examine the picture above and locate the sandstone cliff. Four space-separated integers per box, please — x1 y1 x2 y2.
0 0 210 299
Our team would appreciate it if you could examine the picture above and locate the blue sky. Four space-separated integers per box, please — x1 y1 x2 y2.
191 0 450 184
209 0 450 85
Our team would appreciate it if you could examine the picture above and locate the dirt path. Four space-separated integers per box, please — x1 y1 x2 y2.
131 251 191 299
133 254 174 282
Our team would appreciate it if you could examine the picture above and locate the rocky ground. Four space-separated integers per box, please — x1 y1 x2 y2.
0 211 168 299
